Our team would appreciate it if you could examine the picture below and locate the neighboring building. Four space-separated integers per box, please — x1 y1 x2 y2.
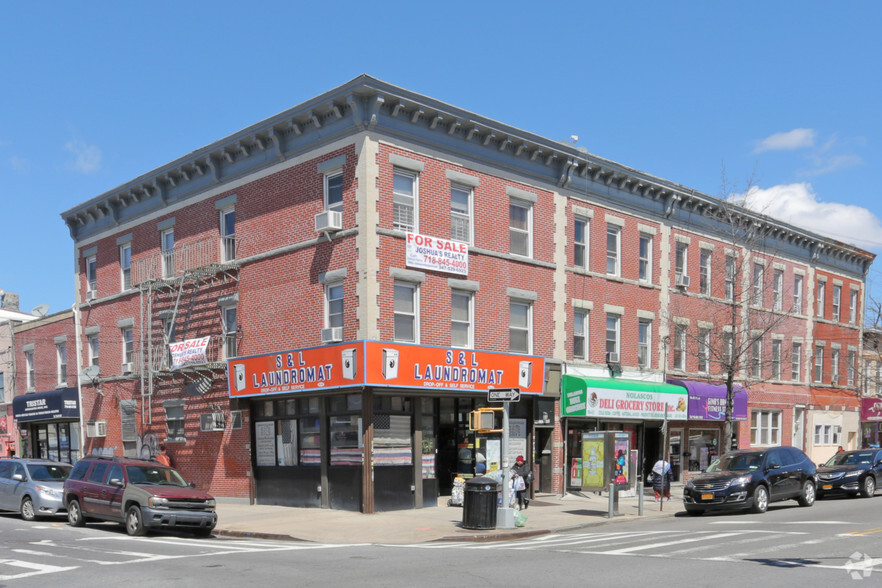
11 309 80 462
58 75 874 510
0 290 39 457
860 329 882 447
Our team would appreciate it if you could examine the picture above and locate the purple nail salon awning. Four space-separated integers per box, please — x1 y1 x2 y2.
667 379 748 421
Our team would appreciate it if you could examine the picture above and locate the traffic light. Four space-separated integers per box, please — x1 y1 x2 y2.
468 409 501 432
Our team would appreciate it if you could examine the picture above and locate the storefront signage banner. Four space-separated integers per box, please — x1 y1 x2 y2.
169 336 211 369
12 388 80 422
667 379 748 422
862 397 882 421
228 341 545 398
405 232 468 276
562 376 687 420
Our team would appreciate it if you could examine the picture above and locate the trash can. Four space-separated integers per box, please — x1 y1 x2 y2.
462 476 498 530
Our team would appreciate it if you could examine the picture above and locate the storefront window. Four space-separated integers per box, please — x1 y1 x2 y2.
373 396 412 466
330 416 362 465
300 417 321 465
278 419 297 466
421 398 435 479
687 429 720 472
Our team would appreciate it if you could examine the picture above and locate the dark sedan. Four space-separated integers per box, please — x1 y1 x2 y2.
683 447 816 516
816 449 882 499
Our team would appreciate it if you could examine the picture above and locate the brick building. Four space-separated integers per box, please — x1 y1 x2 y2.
58 75 873 511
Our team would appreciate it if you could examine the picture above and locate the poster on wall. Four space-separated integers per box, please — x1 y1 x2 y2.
613 434 630 485
581 433 605 488
570 458 583 486
507 418 527 464
255 421 276 467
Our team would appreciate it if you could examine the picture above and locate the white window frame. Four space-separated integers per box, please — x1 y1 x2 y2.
324 170 344 214
451 289 473 349
848 350 856 386
699 249 711 295
394 282 419 343
122 328 134 366
793 274 803 314
831 349 840 385
161 228 175 278
751 410 781 446
325 283 344 330
849 289 858 324
751 338 762 379
605 313 621 360
220 207 236 262
638 319 652 368
509 199 532 258
773 269 783 311
771 339 782 380
574 309 588 360
450 184 473 245
120 243 132 290
606 225 621 276
86 255 97 297
752 263 764 307
639 233 652 283
392 169 417 233
88 335 99 367
791 342 802 382
675 242 688 282
673 323 686 371
832 285 841 322
56 343 67 386
725 255 736 301
25 350 34 390
164 401 186 442
814 345 824 383
697 327 710 374
816 281 825 318
574 217 589 270
0 373 5 403
222 305 238 360
509 299 532 354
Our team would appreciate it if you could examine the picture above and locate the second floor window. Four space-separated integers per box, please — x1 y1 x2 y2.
393 170 417 233
639 233 652 282
725 255 736 301
122 328 134 366
509 199 532 257
831 349 840 385
394 282 418 343
221 207 236 262
120 244 132 290
326 283 344 330
697 327 710 373
509 300 532 354
223 306 238 360
606 225 620 276
56 343 67 385
574 218 588 269
751 339 762 378
89 335 99 367
606 314 621 361
25 351 34 390
793 274 803 313
752 263 764 306
848 350 856 386
791 342 802 381
161 228 175 278
574 309 588 360
771 339 782 380
673 324 686 371
699 249 711 295
814 346 824 383
451 290 473 348
450 185 472 244
638 319 652 368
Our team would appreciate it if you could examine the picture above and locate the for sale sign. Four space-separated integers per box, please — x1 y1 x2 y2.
169 337 211 369
405 232 468 276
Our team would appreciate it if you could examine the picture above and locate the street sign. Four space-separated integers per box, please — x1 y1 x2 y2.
488 388 521 402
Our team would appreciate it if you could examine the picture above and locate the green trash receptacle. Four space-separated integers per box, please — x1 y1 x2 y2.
463 476 498 530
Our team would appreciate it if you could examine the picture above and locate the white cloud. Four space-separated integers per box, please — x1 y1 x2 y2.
734 183 882 250
9 155 30 173
753 128 816 153
64 140 102 174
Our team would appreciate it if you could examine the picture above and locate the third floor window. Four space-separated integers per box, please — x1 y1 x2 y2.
393 170 417 233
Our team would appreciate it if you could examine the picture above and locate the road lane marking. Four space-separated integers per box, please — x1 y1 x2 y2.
0 559 79 581
840 527 882 536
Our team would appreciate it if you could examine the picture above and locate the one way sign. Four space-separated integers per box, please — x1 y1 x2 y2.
488 388 521 402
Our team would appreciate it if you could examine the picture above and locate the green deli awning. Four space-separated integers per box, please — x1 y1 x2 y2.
562 376 688 420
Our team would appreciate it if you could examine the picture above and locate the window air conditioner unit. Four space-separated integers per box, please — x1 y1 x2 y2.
86 290 97 300
200 412 225 432
321 327 344 344
86 421 107 438
121 362 133 374
607 352 620 364
315 210 343 233
676 274 691 287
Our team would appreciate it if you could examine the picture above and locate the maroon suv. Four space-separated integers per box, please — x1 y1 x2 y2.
63 455 217 537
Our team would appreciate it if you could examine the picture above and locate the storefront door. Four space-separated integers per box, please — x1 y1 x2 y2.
669 428 683 482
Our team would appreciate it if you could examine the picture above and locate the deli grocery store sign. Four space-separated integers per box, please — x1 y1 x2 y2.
228 341 544 398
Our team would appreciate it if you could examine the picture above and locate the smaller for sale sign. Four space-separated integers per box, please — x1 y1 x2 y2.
169 337 211 369
405 232 468 276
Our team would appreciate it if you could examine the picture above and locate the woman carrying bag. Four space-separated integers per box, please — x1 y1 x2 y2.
651 459 673 501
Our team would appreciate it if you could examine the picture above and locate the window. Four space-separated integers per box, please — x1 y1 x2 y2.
325 171 343 213
793 275 803 313
574 217 588 269
814 424 841 445
751 410 781 446
161 317 175 368
509 300 532 354
816 281 825 318
773 269 783 311
393 170 417 232
605 314 621 362
326 283 344 330
831 349 840 385
699 250 711 295
56 343 67 386
0 373 4 403
394 282 418 343
751 338 762 379
120 243 132 290
697 327 710 373
220 207 236 262
673 324 686 371
223 306 238 360
638 319 652 368
122 328 134 365
86 255 97 297
814 346 824 383
771 339 782 380
848 350 856 386
675 242 688 282
451 290 473 348
832 285 841 322
752 263 764 306
849 289 858 324
606 225 620 276
161 228 175 278
723 331 734 367
639 233 652 282
164 401 186 442
450 185 472 244
25 350 34 390
725 255 736 301
574 309 588 360
791 342 802 381
88 334 99 367
509 199 532 257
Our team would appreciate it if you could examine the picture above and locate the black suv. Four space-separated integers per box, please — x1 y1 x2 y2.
683 447 817 516
63 455 217 537
817 449 882 498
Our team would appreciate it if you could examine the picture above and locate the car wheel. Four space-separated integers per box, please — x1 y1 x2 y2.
751 485 769 513
797 480 816 506
193 527 213 538
20 497 36 521
67 498 86 527
861 476 876 498
126 505 147 536
686 509 702 517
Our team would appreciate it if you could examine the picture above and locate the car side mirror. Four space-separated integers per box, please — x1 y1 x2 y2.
12 473 24 482
188 482 196 488
109 478 124 487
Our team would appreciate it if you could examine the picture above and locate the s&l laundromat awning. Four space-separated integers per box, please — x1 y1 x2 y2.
562 375 688 420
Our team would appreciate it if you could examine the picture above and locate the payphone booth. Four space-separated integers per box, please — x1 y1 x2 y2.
580 431 632 512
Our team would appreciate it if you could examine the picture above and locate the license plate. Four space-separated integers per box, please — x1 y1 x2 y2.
822 484 833 490
701 493 714 500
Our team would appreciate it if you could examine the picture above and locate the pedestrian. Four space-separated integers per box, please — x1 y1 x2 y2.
511 455 532 509
156 444 172 467
837 445 844 453
651 459 673 501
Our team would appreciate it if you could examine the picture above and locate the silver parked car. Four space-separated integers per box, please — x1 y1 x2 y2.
0 458 72 520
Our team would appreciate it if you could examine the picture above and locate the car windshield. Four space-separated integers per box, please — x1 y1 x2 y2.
825 452 875 467
125 465 188 487
28 464 72 481
706 452 764 472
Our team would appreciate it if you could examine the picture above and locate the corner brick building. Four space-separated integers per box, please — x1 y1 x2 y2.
49 76 873 512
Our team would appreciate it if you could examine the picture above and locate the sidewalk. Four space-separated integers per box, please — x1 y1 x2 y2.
213 489 680 544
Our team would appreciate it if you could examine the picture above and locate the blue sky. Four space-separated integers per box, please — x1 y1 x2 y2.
2 1 881 315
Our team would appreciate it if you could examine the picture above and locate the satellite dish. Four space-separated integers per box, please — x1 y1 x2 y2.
31 304 49 317
82 365 100 380
186 377 212 396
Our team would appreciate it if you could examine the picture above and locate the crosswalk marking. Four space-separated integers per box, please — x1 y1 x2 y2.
0 559 79 581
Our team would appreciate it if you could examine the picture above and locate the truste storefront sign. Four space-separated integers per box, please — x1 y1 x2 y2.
228 341 545 398
405 232 468 276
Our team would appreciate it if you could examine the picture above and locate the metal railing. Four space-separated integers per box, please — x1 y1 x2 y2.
149 333 240 372
131 236 243 285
